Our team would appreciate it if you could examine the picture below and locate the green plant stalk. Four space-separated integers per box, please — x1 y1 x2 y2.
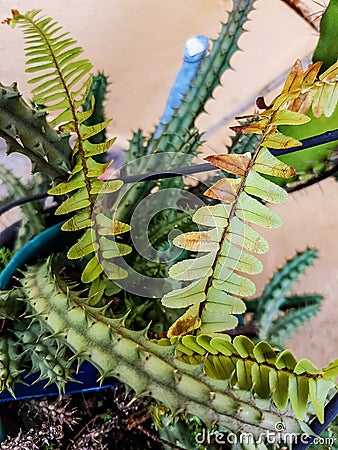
0 336 23 395
150 0 256 154
255 249 318 340
269 303 322 346
21 261 309 437
82 72 109 145
313 0 338 73
116 0 255 223
14 320 74 391
0 83 70 179
0 165 45 248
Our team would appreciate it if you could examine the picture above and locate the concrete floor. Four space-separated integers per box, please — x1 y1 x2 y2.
0 0 337 368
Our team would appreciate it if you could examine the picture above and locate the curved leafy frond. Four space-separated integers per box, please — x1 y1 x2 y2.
162 59 338 337
168 334 337 423
11 9 93 127
11 10 131 293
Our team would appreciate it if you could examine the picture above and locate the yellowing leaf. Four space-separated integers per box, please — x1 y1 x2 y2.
319 60 338 82
253 148 296 178
173 229 221 253
212 269 256 297
271 109 311 126
169 254 214 281
228 217 269 254
282 59 303 94
230 118 269 134
262 129 302 149
95 213 131 236
161 278 207 308
205 153 251 177
301 61 322 88
236 192 282 228
200 309 239 333
192 204 230 228
218 240 263 275
167 304 201 338
312 81 338 118
204 177 241 203
311 83 326 118
245 170 288 204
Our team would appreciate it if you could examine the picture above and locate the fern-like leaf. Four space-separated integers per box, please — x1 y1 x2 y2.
162 59 338 337
12 10 131 292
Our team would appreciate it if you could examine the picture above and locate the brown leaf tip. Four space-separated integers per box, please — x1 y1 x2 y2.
1 9 20 25
256 96 269 110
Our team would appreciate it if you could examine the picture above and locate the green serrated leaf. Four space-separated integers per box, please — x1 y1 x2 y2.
79 119 112 140
82 137 117 157
219 241 263 275
169 253 214 281
270 369 290 410
161 278 207 308
81 255 103 283
236 359 253 391
67 229 94 259
100 236 132 258
289 374 309 420
309 378 335 424
252 363 271 398
55 189 90 215
192 204 230 228
61 209 92 231
233 336 255 358
236 192 282 228
294 359 322 375
228 217 269 254
212 269 256 297
245 170 288 204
